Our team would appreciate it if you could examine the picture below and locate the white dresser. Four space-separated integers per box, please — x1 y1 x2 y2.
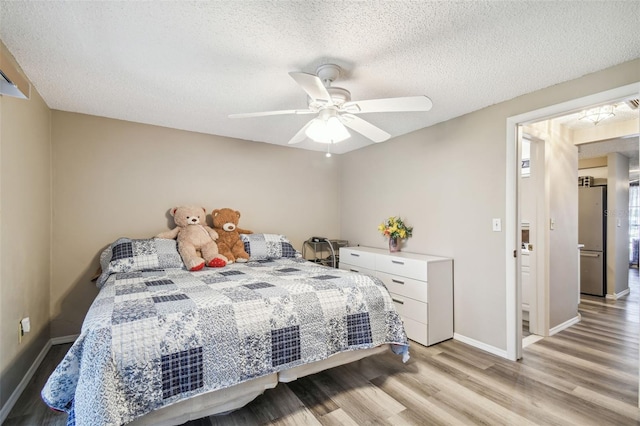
339 246 453 346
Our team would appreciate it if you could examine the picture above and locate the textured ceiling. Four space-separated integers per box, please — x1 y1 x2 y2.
1 1 639 154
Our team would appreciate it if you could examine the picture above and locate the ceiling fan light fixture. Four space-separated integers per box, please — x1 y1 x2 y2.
578 105 616 125
305 113 350 143
327 116 350 140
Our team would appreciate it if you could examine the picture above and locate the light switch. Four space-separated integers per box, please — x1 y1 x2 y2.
492 218 501 232
550 218 555 230
21 317 30 333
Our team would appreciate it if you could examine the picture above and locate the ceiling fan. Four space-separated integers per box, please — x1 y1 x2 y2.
229 64 433 145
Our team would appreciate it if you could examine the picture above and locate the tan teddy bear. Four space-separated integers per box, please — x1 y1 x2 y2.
212 208 253 263
156 206 227 271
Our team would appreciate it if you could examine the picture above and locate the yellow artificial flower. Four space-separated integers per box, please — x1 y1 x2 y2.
378 216 413 240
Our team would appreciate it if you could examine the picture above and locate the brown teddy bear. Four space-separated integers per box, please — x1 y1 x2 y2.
156 206 227 271
212 208 253 263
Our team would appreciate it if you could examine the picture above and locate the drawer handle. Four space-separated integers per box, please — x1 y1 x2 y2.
391 260 405 265
391 279 405 285
349 269 360 273
392 298 404 305
350 253 360 257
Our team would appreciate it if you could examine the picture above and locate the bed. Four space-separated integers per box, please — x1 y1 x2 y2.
42 235 409 425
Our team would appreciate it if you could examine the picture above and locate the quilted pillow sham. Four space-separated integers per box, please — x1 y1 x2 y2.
96 237 184 288
241 233 298 260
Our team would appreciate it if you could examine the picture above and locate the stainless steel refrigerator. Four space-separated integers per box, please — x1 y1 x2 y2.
579 186 606 296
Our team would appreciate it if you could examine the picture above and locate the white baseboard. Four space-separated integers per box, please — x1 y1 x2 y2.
0 335 78 424
606 288 630 300
453 333 509 359
0 340 51 424
549 314 581 336
51 334 79 345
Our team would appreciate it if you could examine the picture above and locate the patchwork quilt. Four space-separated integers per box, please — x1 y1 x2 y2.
42 244 409 425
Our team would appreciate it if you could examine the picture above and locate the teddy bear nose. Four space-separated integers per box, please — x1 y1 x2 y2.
190 217 198 223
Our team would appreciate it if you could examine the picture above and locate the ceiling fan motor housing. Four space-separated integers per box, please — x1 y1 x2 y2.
308 86 351 110
316 63 341 85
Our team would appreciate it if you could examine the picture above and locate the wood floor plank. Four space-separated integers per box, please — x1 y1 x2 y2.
208 407 261 426
525 342 638 391
284 376 339 417
317 408 360 426
246 384 314 424
370 372 502 426
320 364 406 422
430 352 586 426
572 385 640 422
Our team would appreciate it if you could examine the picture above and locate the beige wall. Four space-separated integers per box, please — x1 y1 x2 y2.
523 117 580 334
341 108 509 349
340 59 640 352
50 112 342 336
520 116 580 336
0 41 51 409
546 120 579 328
578 166 608 180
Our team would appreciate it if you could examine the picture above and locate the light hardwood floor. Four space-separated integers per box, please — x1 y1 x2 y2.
5 271 639 425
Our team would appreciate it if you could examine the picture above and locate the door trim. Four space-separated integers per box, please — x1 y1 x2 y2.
505 81 640 361
520 133 547 338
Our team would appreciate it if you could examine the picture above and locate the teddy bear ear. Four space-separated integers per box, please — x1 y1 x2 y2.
170 207 178 217
235 210 241 218
212 209 220 216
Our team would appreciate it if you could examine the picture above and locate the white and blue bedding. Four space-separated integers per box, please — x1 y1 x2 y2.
42 237 409 425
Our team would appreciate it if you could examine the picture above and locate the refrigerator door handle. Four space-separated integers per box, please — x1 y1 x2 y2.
580 252 601 258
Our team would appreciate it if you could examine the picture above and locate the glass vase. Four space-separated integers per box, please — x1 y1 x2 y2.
389 237 400 253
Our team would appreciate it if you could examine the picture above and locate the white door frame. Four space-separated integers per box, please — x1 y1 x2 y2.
505 82 640 361
520 132 547 338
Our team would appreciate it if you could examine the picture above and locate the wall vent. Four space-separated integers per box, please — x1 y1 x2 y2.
625 98 640 110
0 48 29 99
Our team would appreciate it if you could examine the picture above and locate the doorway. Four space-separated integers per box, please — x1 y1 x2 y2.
505 82 640 361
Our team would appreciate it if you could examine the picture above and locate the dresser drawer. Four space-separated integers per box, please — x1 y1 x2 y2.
401 316 429 346
389 292 428 323
340 248 376 270
339 263 375 277
375 254 427 281
377 271 428 302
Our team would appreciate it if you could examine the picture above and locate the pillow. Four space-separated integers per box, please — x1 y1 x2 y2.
240 233 298 260
96 237 184 287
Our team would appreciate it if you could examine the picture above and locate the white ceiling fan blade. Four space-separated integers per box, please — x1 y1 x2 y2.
287 120 314 145
289 72 332 103
340 114 390 143
229 109 313 118
343 95 433 114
